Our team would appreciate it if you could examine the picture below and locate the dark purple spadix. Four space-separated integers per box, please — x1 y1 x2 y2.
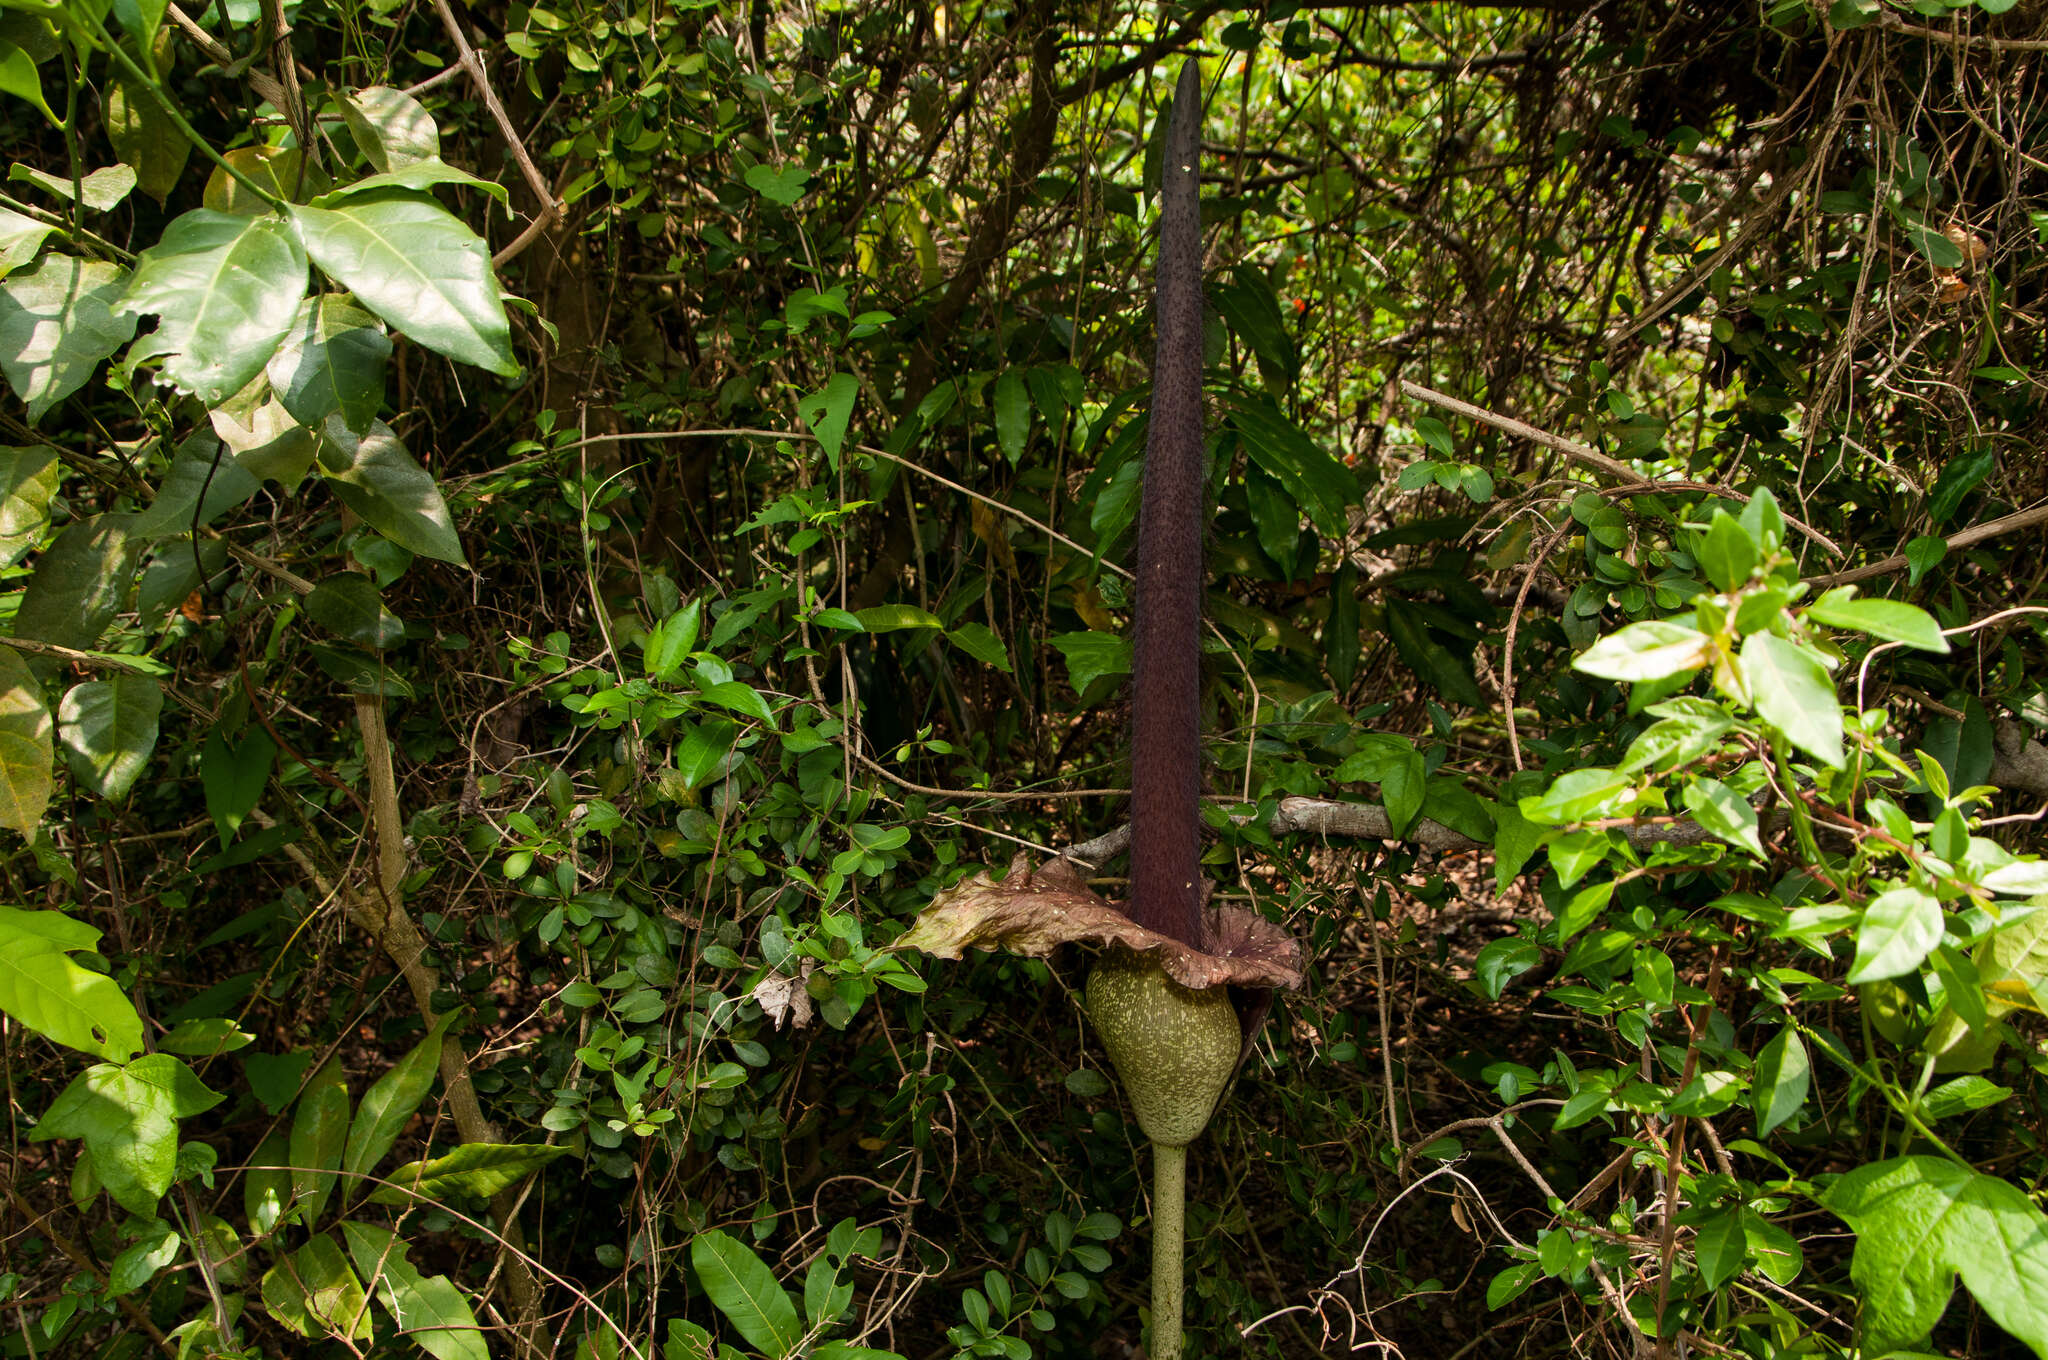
1129 60 1207 949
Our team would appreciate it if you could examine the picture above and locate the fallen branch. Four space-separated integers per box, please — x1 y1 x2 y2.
1804 501 2048 588
1062 796 1736 867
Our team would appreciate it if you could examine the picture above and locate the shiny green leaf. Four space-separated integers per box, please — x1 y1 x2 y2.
58 672 162 800
342 1010 457 1194
120 209 308 403
290 192 516 376
28 1054 221 1214
0 255 138 422
319 419 465 564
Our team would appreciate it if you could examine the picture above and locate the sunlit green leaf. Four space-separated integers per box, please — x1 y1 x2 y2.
0 904 142 1058
0 255 138 422
290 192 516 376
121 209 308 403
29 1054 221 1213
1827 1155 2048 1356
318 418 465 565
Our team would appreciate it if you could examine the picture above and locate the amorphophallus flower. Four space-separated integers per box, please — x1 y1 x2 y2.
900 857 1302 1359
900 58 1304 1360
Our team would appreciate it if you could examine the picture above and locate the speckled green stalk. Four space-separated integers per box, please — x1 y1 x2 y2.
1150 1140 1187 1360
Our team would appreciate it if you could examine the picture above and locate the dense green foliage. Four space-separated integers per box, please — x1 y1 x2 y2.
3 0 2048 1357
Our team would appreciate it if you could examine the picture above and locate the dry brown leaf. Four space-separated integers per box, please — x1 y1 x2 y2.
898 853 1304 990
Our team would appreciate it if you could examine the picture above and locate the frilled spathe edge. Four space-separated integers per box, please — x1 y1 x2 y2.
897 853 1304 991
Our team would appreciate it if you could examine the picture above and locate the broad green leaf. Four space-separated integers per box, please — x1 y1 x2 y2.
644 600 702 680
1983 861 2048 896
368 1141 571 1205
1694 1207 1747 1289
1334 733 1418 784
697 680 775 726
0 644 51 829
266 296 390 435
1926 446 1995 527
110 0 168 52
15 514 139 674
28 1054 222 1214
132 431 262 537
1744 1211 1804 1286
202 145 320 216
691 1228 802 1358
155 1015 253 1056
1485 1263 1541 1310
1751 1025 1809 1135
106 1221 180 1298
319 419 466 564
992 369 1028 464
1808 589 1950 653
1245 467 1301 576
0 906 142 1058
307 573 405 649
1574 618 1710 683
1473 937 1539 999
1553 878 1615 944
947 621 1012 673
799 372 858 467
58 672 162 800
342 86 441 173
1619 708 1732 774
245 1130 289 1235
341 1221 488 1360
342 1010 457 1193
211 393 320 490
1741 632 1844 768
290 192 517 376
120 209 307 402
105 77 190 206
1049 630 1131 696
1228 396 1352 537
1848 885 1944 984
313 158 509 211
1922 1074 2013 1120
200 727 274 845
1905 534 1947 587
1381 744 1426 836
1491 804 1545 891
855 603 940 632
1682 777 1762 857
1695 510 1756 592
9 163 135 212
290 1059 350 1228
0 204 53 276
1521 767 1633 825
1214 264 1298 391
0 40 52 121
1826 1155 2048 1356
0 902 99 951
0 446 58 561
0 255 138 421
1089 458 1141 543
743 162 809 206
1327 560 1361 690
261 1233 371 1342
